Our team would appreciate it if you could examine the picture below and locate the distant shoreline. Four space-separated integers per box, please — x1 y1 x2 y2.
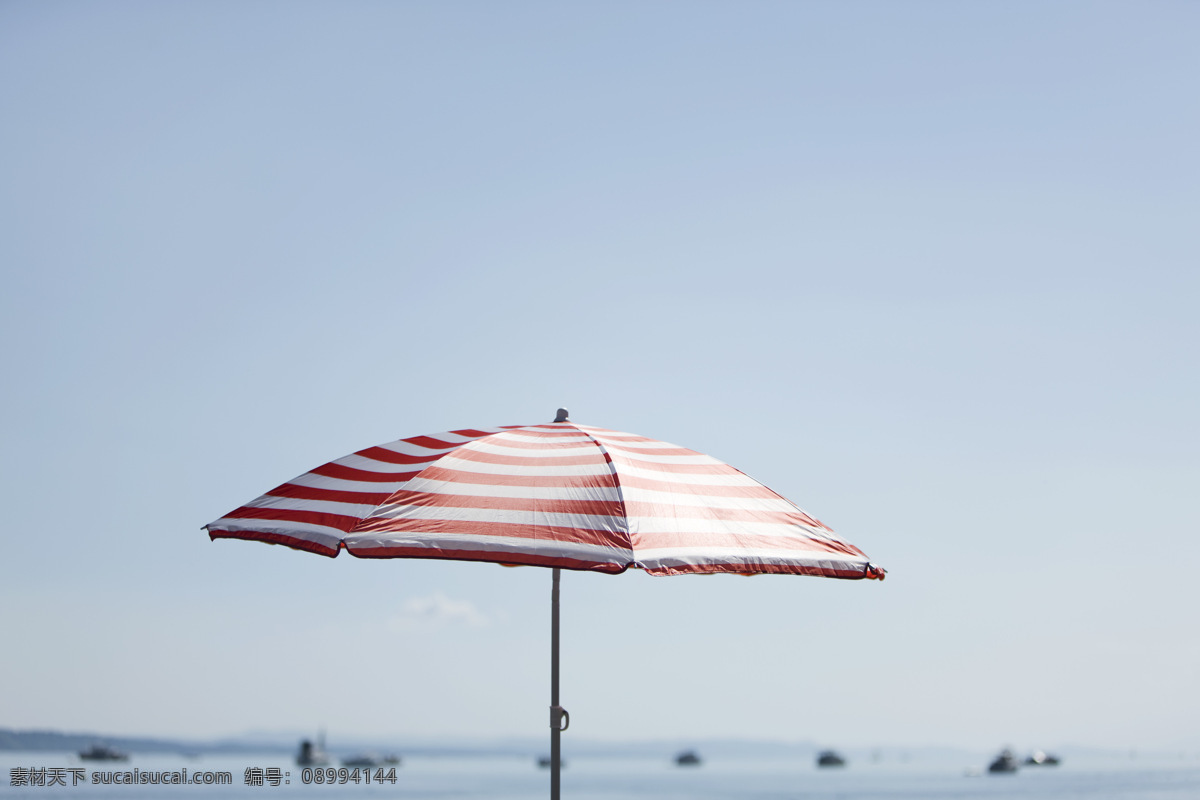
0 728 290 756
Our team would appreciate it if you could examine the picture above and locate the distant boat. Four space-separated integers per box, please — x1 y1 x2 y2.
988 749 1019 774
296 738 330 767
537 756 565 769
817 750 846 767
1025 751 1061 766
79 744 128 762
675 750 701 766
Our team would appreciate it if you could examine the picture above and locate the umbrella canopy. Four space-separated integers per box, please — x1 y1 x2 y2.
206 415 884 580
205 411 883 800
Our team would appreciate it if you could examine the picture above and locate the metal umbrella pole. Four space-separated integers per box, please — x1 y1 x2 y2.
550 567 568 800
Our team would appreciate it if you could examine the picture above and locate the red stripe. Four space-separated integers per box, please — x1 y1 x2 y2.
806 514 834 531
449 429 501 438
481 435 597 451
449 448 607 468
586 431 657 442
403 435 481 450
208 528 341 558
221 505 364 532
350 516 628 547
267 483 395 506
504 426 586 437
311 463 422 483
415 466 619 489
354 446 452 465
512 430 595 438
344 544 627 573
643 561 872 579
371 490 623 518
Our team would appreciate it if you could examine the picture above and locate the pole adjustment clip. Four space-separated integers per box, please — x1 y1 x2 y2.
550 705 570 731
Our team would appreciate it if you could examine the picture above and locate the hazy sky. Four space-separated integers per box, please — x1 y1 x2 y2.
2 2 1197 754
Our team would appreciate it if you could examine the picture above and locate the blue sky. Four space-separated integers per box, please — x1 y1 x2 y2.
2 1 1197 753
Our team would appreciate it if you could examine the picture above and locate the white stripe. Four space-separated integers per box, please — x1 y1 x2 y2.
572 425 633 437
331 453 440 475
208 518 346 545
612 462 762 486
365 502 628 532
584 431 699 448
605 450 724 466
572 425 704 445
620 486 797 513
244 494 377 519
399 477 622 501
628 516 839 539
434 454 614 477
593 439 692 452
387 429 505 450
345 531 633 563
635 546 868 568
289 472 412 494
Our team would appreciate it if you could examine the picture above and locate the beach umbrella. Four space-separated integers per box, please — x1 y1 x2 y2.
204 409 884 799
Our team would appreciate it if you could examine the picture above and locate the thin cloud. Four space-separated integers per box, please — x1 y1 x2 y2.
388 592 490 631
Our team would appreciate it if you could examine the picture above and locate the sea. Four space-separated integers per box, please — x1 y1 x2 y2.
4 751 1199 800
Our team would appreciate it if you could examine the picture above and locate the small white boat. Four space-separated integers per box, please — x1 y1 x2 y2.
1025 750 1061 766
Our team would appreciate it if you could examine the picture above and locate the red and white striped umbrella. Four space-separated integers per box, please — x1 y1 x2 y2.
206 412 884 580
205 410 883 798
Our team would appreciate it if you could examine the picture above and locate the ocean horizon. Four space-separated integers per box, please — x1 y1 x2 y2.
6 726 1195 761
6 747 1200 800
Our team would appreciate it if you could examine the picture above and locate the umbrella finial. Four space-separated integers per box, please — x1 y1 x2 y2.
554 408 569 423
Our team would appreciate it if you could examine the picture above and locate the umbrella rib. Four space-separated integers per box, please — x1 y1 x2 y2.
569 424 635 563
